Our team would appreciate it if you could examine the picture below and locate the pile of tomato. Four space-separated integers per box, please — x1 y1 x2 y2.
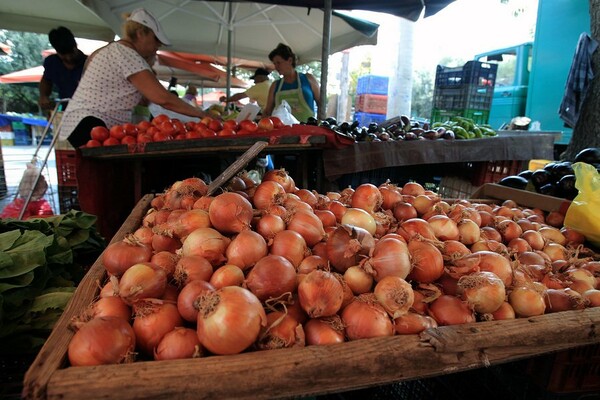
86 115 286 148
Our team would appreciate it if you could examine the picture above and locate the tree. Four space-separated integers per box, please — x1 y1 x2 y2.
0 30 48 114
411 70 433 119
561 0 600 160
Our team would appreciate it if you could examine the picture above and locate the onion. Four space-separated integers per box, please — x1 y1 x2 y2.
257 311 305 350
262 169 294 192
193 195 214 211
379 184 403 210
522 230 545 251
151 231 182 253
544 288 585 313
508 287 546 317
539 226 567 246
439 240 471 262
507 238 532 254
328 201 348 223
208 192 253 234
351 183 382 213
471 239 508 255
344 265 374 295
295 189 318 209
496 219 523 243
150 251 179 279
154 327 202 360
412 194 439 216
297 270 344 318
102 236 153 276
174 255 214 287
133 300 183 356
341 293 394 340
287 209 327 247
542 242 567 262
225 230 268 271
132 226 154 246
314 209 337 228
393 312 438 334
326 225 375 273
177 280 216 322
99 279 119 298
451 251 513 287
304 316 345 345
246 255 297 302
255 213 286 240
297 255 329 274
480 226 502 242
457 219 481 245
181 227 231 267
196 286 267 355
407 239 444 283
457 271 506 314
253 180 286 210
583 289 600 307
283 194 313 213
392 201 418 222
545 211 565 228
68 316 136 366
362 237 412 281
81 296 131 322
397 218 437 241
164 209 211 239
118 263 167 305
373 276 414 318
427 215 459 241
401 182 425 196
428 295 475 326
489 301 516 320
209 264 245 289
270 230 310 268
560 227 586 246
341 207 377 236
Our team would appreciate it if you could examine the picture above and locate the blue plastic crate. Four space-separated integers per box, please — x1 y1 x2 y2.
354 112 387 127
13 129 32 146
356 75 389 95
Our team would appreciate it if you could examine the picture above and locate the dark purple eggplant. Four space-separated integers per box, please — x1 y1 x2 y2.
574 147 600 164
498 175 529 190
517 169 533 180
556 174 578 200
531 169 553 189
537 183 557 196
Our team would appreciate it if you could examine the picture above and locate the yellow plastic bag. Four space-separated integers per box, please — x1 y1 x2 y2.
564 162 600 248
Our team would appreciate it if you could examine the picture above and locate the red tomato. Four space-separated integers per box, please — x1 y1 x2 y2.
208 119 223 132
258 117 274 131
158 120 176 136
200 116 213 126
185 130 203 140
121 135 137 145
90 126 110 142
270 116 285 129
223 120 239 131
137 133 153 143
184 121 197 131
236 129 250 135
239 119 258 133
217 128 236 137
103 137 121 146
153 130 172 142
109 125 126 140
122 123 138 136
136 120 152 132
146 126 160 137
86 139 102 148
173 119 186 135
152 114 170 125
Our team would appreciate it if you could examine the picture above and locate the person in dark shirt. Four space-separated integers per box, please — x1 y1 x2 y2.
38 26 88 112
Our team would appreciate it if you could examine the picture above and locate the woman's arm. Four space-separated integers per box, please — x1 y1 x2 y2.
306 73 321 108
262 82 277 117
128 69 209 119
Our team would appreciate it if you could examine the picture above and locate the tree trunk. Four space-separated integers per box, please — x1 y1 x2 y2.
561 0 600 160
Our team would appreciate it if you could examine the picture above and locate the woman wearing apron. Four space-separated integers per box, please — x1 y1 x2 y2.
264 43 321 123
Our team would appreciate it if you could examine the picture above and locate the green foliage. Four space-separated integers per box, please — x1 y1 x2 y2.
0 30 49 114
411 70 434 120
0 210 105 356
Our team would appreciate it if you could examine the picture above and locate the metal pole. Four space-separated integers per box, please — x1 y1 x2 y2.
319 0 332 121
226 1 233 102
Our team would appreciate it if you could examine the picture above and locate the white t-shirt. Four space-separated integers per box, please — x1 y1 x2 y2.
59 42 151 140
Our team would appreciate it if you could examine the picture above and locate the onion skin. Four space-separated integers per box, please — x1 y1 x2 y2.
181 227 231 267
225 230 268 271
118 263 167 305
245 255 297 302
177 280 216 323
393 312 438 335
362 237 412 281
407 240 444 283
341 293 394 340
304 316 346 345
102 237 153 277
132 300 183 356
509 287 546 317
298 270 344 318
196 286 267 355
154 327 202 360
428 295 475 326
68 316 136 366
326 224 375 273
374 276 414 318
257 311 305 350
457 271 506 314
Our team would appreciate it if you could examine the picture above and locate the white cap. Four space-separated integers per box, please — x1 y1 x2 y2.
127 8 171 46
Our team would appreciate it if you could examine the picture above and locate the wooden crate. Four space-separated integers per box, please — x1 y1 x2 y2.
23 194 600 400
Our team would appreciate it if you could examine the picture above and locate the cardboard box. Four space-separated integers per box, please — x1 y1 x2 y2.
470 183 571 214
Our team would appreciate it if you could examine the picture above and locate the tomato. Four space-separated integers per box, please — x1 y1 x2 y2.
152 114 170 125
90 126 110 142
86 139 102 148
270 116 285 129
217 128 236 137
109 125 126 140
173 119 186 135
201 116 213 126
223 120 239 131
122 123 138 136
137 133 153 143
239 119 258 133
147 126 160 137
236 129 250 136
208 119 223 132
185 130 203 140
136 120 152 132
153 130 172 142
103 137 121 146
121 135 137 145
258 117 274 131
158 120 176 136
184 121 197 131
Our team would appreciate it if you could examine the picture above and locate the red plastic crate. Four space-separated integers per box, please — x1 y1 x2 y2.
355 94 388 114
55 149 77 186
470 160 524 186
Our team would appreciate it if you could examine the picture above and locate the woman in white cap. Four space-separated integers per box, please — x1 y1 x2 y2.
59 8 210 147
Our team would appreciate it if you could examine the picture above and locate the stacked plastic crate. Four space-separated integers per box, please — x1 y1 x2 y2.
54 141 80 213
354 75 389 127
431 61 498 125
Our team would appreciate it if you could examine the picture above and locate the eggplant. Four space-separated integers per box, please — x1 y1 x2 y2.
517 169 534 180
556 174 578 200
537 183 557 196
498 175 529 190
530 169 553 189
549 161 574 180
574 147 600 164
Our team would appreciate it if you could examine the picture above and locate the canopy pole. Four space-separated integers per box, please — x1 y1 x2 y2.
226 1 233 102
319 0 332 121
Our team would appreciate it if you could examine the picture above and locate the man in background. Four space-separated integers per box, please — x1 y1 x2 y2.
220 68 271 110
38 26 87 113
